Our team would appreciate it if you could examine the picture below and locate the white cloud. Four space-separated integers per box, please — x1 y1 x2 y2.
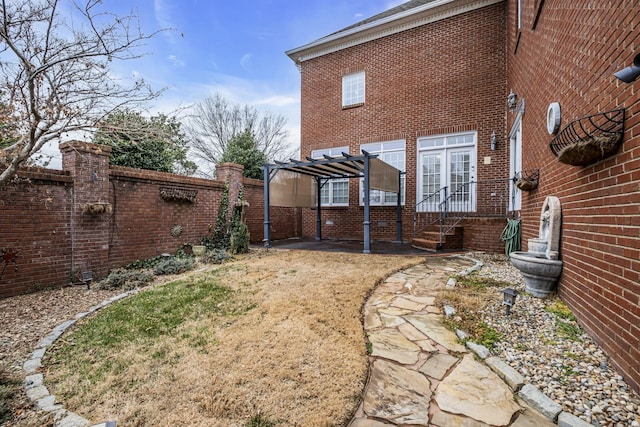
254 95 297 107
167 54 186 67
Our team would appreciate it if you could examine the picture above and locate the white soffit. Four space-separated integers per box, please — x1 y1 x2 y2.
286 0 504 64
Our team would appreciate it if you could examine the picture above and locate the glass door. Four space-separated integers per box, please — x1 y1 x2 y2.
418 145 476 212
510 117 523 211
419 151 443 212
447 148 475 212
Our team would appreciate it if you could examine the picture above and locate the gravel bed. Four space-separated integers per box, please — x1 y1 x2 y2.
471 252 640 427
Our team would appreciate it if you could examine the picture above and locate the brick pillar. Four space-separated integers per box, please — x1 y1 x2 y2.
216 163 244 217
60 141 112 282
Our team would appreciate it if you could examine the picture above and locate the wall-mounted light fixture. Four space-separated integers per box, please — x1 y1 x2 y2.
507 90 518 112
490 131 497 151
614 53 640 83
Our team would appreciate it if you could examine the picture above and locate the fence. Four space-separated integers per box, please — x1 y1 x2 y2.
0 141 299 298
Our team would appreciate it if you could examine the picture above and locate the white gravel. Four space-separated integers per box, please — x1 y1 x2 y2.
471 252 640 427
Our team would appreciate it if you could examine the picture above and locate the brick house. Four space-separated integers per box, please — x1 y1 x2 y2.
286 0 639 392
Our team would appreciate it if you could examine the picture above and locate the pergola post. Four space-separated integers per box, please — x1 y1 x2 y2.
262 165 271 248
395 170 402 243
316 177 322 241
363 154 371 254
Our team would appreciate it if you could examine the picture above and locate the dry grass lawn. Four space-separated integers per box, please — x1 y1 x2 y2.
45 249 423 426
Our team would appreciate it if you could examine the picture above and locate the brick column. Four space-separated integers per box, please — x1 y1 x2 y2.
60 141 112 282
216 163 244 217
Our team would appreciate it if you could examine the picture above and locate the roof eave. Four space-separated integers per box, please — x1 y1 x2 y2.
286 0 504 65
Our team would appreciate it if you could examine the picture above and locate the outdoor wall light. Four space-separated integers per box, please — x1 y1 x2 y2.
502 287 518 315
507 90 518 112
490 131 497 151
614 53 640 83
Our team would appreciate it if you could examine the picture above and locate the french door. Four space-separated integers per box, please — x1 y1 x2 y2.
418 146 476 212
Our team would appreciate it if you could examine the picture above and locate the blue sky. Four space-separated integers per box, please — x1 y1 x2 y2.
94 0 405 160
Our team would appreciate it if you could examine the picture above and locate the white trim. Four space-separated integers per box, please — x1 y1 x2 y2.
286 0 504 64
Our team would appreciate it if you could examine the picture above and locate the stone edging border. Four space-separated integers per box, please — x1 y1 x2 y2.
22 289 138 427
452 255 593 427
22 256 593 427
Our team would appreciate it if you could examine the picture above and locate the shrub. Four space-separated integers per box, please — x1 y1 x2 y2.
201 249 232 265
230 221 250 254
97 268 154 291
153 257 195 275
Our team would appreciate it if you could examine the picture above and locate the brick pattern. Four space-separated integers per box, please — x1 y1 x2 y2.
0 145 300 298
507 0 640 392
299 3 508 246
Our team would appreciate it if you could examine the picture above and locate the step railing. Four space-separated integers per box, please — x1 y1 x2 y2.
414 178 515 244
413 186 448 235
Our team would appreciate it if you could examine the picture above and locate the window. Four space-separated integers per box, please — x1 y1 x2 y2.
342 71 365 107
311 146 349 206
359 140 406 206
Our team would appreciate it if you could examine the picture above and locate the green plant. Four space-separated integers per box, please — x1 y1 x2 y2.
454 273 511 291
244 412 277 427
125 255 170 270
202 181 231 250
153 257 195 275
201 249 231 265
97 268 154 290
555 319 582 341
545 299 576 321
231 221 250 254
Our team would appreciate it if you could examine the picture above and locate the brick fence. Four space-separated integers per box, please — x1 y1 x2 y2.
0 141 299 298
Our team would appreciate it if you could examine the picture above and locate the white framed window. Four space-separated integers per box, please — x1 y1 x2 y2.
359 140 406 206
342 71 365 107
312 146 349 206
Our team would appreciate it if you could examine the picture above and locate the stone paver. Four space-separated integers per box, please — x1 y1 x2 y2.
435 354 521 426
364 359 432 425
351 255 555 427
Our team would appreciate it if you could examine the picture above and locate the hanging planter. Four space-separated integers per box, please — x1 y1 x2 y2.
514 169 539 191
159 186 198 203
549 108 625 166
82 202 112 215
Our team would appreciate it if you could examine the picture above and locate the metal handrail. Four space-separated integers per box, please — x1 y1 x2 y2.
413 186 448 235
414 178 516 244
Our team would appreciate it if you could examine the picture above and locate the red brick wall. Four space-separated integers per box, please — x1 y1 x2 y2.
299 3 508 247
506 0 640 392
0 143 300 298
0 170 73 296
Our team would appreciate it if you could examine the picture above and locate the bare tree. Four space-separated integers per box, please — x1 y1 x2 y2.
0 0 165 187
188 93 295 170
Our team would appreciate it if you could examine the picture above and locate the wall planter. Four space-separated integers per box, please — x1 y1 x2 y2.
82 202 112 215
514 169 539 191
160 186 198 203
549 108 626 166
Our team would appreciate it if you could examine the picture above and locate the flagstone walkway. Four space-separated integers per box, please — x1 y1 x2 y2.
348 256 557 427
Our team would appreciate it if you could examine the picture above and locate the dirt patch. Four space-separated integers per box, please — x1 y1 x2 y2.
35 249 423 426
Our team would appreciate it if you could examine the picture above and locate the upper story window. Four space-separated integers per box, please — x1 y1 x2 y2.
342 71 365 107
311 146 350 206
360 140 406 206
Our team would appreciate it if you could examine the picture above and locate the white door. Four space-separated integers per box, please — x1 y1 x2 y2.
418 146 476 212
447 148 476 212
510 117 523 211
419 151 443 212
